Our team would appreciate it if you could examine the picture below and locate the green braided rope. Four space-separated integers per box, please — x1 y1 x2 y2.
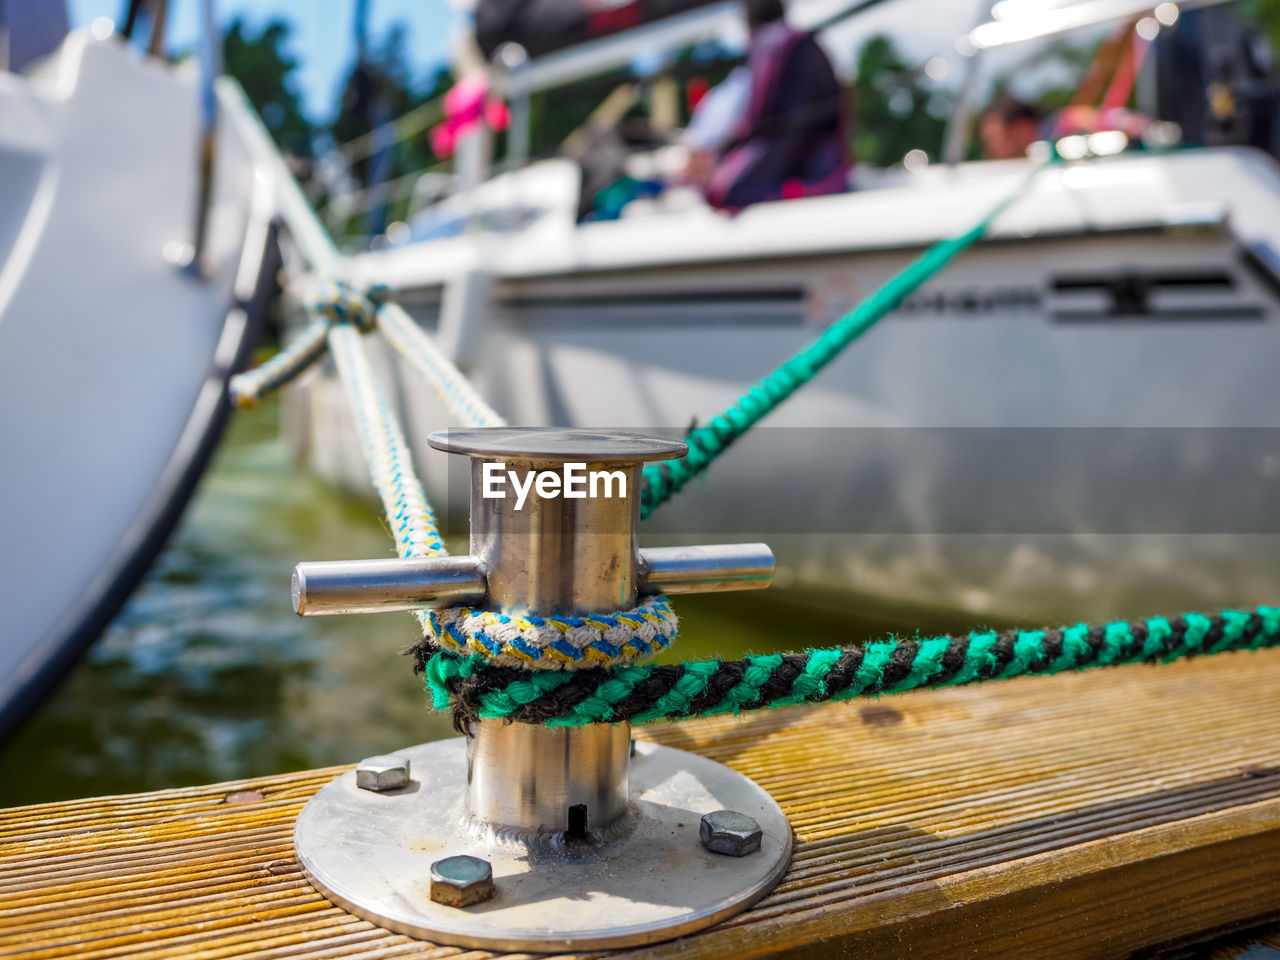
418 606 1280 728
640 162 1049 519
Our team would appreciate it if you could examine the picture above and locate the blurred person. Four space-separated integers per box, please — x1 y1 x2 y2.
679 66 751 189
980 96 1042 160
705 0 848 211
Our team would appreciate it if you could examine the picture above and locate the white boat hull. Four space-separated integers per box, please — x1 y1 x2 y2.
0 35 272 736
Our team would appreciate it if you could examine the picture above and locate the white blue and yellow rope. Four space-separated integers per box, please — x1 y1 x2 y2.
424 596 678 669
376 302 507 428
327 323 446 560
229 318 330 409
254 284 672 667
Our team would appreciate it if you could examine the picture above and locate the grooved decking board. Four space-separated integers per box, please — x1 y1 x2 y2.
4 650 1280 959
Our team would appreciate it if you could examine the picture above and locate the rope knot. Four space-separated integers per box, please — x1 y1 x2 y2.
229 280 396 409
313 280 386 333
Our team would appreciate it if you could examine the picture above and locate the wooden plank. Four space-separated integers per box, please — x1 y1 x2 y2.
3 649 1280 959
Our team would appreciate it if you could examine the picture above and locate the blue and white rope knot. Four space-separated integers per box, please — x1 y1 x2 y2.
229 280 390 408
311 279 389 333
423 595 679 669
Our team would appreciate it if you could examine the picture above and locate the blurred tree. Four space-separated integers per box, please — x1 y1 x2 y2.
851 34 950 166
322 8 458 239
332 23 420 155
329 17 453 228
222 18 313 158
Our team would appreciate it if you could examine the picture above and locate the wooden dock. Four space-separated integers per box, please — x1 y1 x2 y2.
4 648 1280 959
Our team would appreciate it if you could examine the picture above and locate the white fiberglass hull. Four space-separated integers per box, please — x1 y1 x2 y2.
0 34 272 736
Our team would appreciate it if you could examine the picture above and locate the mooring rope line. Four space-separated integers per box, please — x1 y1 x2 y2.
416 606 1280 729
376 302 507 429
228 280 505 430
639 162 1051 519
328 323 446 560
234 278 667 662
256 286 662 662
326 320 456 640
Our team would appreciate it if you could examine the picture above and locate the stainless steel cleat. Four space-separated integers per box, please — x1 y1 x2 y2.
291 428 791 950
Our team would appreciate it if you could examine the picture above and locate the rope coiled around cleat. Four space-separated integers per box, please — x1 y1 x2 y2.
421 596 678 670
417 606 1280 729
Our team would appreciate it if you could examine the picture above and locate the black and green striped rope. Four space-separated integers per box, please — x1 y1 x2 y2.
414 605 1280 730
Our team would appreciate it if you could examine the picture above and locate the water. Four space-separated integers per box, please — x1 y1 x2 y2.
0 401 968 808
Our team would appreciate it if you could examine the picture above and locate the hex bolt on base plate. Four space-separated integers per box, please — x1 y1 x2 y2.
293 739 792 951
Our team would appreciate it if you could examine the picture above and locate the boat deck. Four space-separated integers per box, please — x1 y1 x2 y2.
4 649 1280 959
